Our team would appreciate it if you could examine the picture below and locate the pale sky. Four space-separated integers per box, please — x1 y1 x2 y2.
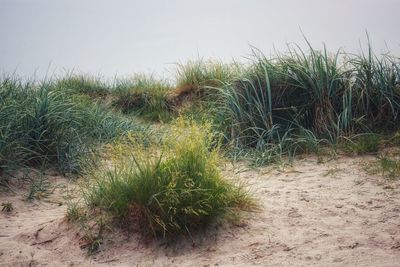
1 0 399 78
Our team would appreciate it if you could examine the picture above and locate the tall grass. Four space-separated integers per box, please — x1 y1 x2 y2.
56 74 109 97
175 59 243 99
1 39 399 172
112 74 172 120
0 76 143 181
57 73 174 121
350 46 400 131
83 120 251 237
216 41 399 161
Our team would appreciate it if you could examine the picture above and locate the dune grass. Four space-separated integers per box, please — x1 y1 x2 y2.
2 38 399 251
340 133 381 155
2 40 399 174
56 73 175 121
214 41 399 163
378 157 400 179
175 59 244 99
0 76 144 182
365 154 400 180
56 74 110 97
112 74 173 121
82 120 252 237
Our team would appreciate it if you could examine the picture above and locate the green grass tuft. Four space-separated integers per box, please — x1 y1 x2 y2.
112 74 173 121
175 59 243 99
83 119 252 237
1 201 13 212
366 155 400 180
0 76 144 182
341 134 381 154
379 157 400 179
56 74 109 97
214 39 399 164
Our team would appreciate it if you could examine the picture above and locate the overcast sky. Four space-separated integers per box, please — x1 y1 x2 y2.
1 0 399 79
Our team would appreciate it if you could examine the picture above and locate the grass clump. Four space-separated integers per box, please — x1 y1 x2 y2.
174 59 243 103
388 131 400 146
366 155 400 179
1 201 13 212
341 134 381 154
215 39 399 164
26 173 52 200
112 74 172 121
83 119 251 237
176 59 241 88
378 157 400 179
56 74 109 97
0 76 143 181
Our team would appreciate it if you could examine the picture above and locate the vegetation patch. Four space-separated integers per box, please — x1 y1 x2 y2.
81 120 252 237
173 59 243 103
0 76 144 183
56 74 110 98
1 201 13 212
366 155 400 179
214 42 399 164
112 74 173 121
379 157 400 179
341 134 381 155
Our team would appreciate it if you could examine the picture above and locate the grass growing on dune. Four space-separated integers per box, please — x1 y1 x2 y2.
112 74 172 121
175 59 243 98
56 74 110 97
365 153 400 180
215 40 399 163
0 76 143 181
350 45 400 131
378 157 400 179
340 133 381 155
82 119 252 237
57 73 175 121
1 38 399 177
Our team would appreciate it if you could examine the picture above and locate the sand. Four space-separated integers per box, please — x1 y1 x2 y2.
0 155 399 266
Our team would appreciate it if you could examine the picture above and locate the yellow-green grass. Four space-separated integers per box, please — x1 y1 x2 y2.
82 120 252 237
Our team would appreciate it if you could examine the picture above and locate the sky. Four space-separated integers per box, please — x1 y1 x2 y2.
0 0 399 79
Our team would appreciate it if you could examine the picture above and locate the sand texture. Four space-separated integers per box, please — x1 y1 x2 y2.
1 156 399 266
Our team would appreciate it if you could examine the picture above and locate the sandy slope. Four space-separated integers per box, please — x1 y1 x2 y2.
0 156 399 267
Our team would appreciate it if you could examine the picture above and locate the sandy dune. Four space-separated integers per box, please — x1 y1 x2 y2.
1 155 399 266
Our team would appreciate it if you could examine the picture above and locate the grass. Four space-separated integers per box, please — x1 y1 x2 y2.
0 40 397 175
378 157 400 179
66 201 85 222
112 74 173 121
82 119 252 237
175 59 242 87
1 201 13 212
213 39 399 164
366 155 400 180
57 73 175 122
341 133 381 154
26 173 52 201
1 37 399 251
0 75 144 183
2 39 396 177
56 74 109 97
175 59 243 99
349 44 400 131
388 131 400 146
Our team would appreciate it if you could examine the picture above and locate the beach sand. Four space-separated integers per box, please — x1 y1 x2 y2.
1 155 399 266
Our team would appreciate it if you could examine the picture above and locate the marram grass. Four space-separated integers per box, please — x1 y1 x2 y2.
215 41 399 163
112 74 172 121
82 119 252 237
0 76 144 181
